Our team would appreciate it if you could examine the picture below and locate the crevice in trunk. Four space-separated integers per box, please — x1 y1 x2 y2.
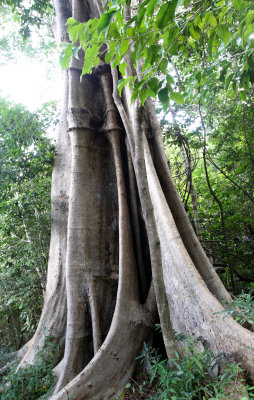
123 139 152 303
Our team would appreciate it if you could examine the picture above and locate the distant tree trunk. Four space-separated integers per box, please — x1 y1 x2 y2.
170 108 203 242
12 0 254 398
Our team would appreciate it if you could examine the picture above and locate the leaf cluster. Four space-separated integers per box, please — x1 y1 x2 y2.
60 0 254 109
133 334 254 399
0 0 53 37
0 336 58 399
218 290 254 325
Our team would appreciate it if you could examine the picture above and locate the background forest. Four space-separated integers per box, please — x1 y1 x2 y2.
0 0 253 398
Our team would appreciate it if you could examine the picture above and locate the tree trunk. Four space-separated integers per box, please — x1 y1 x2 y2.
13 0 254 398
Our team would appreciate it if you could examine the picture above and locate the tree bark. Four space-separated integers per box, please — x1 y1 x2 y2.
10 0 254 398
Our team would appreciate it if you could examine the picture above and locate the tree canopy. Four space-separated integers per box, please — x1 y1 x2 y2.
62 0 254 106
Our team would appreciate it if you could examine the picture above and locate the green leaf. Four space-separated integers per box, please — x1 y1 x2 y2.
140 87 149 105
195 71 201 83
82 45 100 75
118 77 131 96
243 23 254 41
68 23 84 43
131 89 139 103
170 92 184 104
166 74 174 85
225 72 234 90
155 0 178 29
136 7 146 29
198 14 209 29
126 27 135 37
234 0 246 10
108 21 120 40
208 14 217 27
59 44 73 70
158 87 169 111
217 24 231 44
193 13 201 27
146 0 158 17
105 42 117 63
79 30 85 46
159 58 168 75
147 77 162 96
208 31 216 56
116 10 123 28
239 90 247 101
240 70 250 90
219 63 229 83
112 54 121 68
245 10 254 26
247 54 254 84
97 10 117 34
189 24 200 40
66 17 77 26
156 5 168 29
119 62 127 76
6 296 16 305
119 39 129 59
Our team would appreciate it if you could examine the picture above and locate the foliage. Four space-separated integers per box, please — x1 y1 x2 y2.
0 4 56 64
0 1 53 37
218 290 254 325
61 0 254 108
0 98 55 350
0 336 57 399
122 335 254 399
161 84 254 292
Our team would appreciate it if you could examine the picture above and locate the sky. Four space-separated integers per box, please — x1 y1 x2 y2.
0 8 62 113
0 55 62 112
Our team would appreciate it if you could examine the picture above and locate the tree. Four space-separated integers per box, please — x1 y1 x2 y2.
2 0 254 399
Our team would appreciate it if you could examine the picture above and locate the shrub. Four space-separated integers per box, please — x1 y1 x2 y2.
0 337 57 400
123 334 254 400
219 290 254 326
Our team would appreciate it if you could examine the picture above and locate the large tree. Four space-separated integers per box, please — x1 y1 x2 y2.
2 0 254 399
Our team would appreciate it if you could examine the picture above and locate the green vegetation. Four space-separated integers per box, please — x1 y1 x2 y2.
122 334 254 399
0 98 55 351
163 90 254 294
0 0 53 38
61 0 254 106
121 294 254 399
217 290 254 325
0 336 57 399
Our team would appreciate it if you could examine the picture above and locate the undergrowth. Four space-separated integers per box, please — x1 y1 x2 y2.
120 334 254 400
218 290 254 326
121 292 254 399
1 292 253 399
0 336 57 400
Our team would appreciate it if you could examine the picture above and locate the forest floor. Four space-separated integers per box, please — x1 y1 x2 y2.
118 373 159 399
